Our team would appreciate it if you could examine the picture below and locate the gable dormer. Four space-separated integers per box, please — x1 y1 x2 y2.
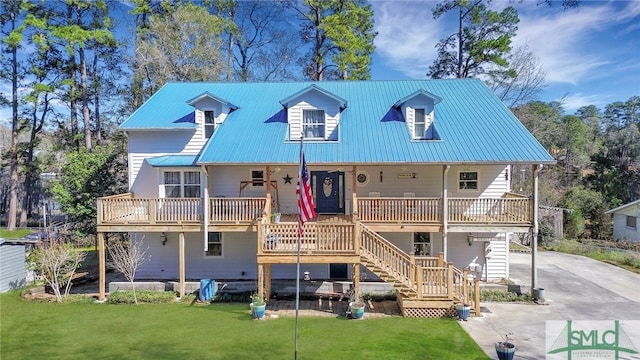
279 85 347 141
187 92 238 139
394 90 442 140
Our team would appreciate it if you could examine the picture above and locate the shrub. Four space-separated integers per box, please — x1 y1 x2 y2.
481 290 531 302
107 291 176 304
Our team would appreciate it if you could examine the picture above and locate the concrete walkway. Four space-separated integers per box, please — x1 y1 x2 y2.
459 251 640 359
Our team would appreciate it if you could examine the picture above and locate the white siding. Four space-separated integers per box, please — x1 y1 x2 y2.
134 232 330 280
402 97 435 139
612 213 640 242
287 94 341 140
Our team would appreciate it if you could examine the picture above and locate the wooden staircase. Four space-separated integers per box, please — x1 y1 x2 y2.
358 223 480 318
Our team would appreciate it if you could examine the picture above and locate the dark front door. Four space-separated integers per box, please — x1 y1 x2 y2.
312 171 344 214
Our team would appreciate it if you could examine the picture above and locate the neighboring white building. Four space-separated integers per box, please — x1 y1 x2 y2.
606 200 640 242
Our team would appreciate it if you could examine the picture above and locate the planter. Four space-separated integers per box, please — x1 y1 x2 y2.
532 287 545 302
271 214 281 223
250 303 266 320
495 342 515 360
350 302 365 320
455 303 471 321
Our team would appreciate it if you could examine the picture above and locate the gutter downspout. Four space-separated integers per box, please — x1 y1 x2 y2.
443 165 451 261
531 164 543 294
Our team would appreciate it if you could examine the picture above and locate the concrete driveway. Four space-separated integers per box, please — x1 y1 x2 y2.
460 251 640 359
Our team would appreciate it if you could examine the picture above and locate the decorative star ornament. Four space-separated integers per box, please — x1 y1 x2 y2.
283 174 293 184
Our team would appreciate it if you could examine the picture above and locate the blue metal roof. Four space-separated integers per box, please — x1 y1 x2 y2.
120 79 555 165
146 155 198 167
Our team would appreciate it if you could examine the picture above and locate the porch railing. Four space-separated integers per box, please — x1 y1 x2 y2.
260 223 355 254
209 197 266 223
448 197 531 224
97 197 203 224
357 197 441 223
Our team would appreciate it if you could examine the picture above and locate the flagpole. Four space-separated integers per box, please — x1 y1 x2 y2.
295 137 302 360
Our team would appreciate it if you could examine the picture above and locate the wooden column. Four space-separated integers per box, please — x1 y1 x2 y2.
265 264 272 301
98 232 106 301
257 264 264 298
179 232 185 298
352 263 360 301
265 166 272 218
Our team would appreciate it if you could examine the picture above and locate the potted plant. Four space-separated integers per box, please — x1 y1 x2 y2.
495 332 515 360
250 293 266 320
271 212 281 223
455 302 471 321
349 299 366 319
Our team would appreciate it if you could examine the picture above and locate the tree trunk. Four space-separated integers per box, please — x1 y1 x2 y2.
80 46 92 151
7 9 19 230
93 48 102 146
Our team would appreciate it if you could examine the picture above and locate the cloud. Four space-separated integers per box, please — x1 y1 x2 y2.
372 2 444 79
513 1 640 85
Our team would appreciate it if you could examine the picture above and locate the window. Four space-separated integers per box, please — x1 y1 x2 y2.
414 232 431 256
164 171 181 198
303 109 325 139
206 232 223 257
204 110 215 138
414 108 425 139
163 171 201 198
251 170 264 187
459 171 478 190
627 215 637 229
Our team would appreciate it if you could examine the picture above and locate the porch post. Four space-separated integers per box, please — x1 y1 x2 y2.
265 264 272 301
257 264 264 298
531 164 542 293
265 165 272 219
352 263 360 301
351 165 358 221
98 232 106 301
179 232 185 298
442 165 450 261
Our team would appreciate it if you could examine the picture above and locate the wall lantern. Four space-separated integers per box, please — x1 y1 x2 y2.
161 232 168 246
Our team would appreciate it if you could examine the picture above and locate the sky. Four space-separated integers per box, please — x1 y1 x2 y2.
369 0 640 112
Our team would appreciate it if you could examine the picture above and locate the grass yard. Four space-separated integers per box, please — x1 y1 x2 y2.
0 291 488 360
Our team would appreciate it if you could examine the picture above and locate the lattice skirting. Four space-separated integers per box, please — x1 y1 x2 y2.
402 306 456 318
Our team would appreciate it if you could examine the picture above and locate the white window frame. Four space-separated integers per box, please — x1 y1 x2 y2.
162 170 202 198
626 215 637 230
205 232 223 257
413 108 426 139
458 171 479 191
204 110 215 139
413 232 431 256
302 109 326 139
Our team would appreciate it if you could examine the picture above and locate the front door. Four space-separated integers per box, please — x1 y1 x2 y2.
312 171 344 214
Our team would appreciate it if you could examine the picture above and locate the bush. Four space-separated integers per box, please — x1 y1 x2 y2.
107 291 176 304
481 290 531 302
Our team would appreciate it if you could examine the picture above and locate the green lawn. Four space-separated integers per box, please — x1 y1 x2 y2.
0 291 488 360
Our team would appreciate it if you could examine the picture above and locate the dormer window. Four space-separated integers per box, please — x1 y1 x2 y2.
204 110 215 138
303 109 325 139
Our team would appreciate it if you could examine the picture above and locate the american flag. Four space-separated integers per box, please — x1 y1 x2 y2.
296 147 315 236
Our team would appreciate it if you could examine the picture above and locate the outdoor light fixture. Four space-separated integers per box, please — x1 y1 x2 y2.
467 234 474 247
161 232 168 246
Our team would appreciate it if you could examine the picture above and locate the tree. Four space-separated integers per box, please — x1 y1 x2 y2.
0 0 27 230
134 3 227 101
486 44 547 108
107 236 150 304
511 101 562 152
28 238 86 302
49 146 127 235
295 0 376 80
229 1 302 81
428 0 519 79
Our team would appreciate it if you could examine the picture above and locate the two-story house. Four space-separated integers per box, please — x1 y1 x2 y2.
96 79 554 317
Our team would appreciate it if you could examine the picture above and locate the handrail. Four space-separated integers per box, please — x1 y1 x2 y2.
358 197 441 223
260 222 355 254
448 197 531 223
359 224 416 291
209 197 266 223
